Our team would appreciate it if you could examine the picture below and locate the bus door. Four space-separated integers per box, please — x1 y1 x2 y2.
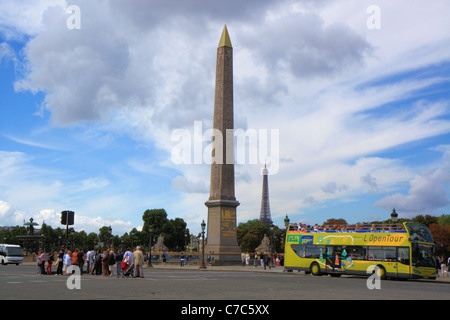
326 246 343 272
397 247 410 279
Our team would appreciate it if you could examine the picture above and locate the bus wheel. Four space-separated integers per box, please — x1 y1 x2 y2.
310 263 322 276
376 265 387 280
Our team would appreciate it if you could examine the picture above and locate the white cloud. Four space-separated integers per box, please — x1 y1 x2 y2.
374 150 450 217
0 0 67 40
1 0 449 233
0 151 134 234
374 169 450 217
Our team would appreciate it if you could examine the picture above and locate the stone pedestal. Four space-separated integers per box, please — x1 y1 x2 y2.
205 200 241 265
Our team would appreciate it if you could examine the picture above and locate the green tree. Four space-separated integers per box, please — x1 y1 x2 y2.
412 215 438 227
438 214 450 226
162 218 187 251
141 209 187 251
98 226 113 249
86 232 98 250
240 232 260 253
323 218 348 226
142 209 168 248
237 220 270 252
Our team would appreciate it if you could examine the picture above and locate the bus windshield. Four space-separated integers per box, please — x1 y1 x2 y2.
6 247 24 257
405 223 434 243
412 243 435 268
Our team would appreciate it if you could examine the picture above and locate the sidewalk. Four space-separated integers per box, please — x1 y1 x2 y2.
21 262 450 283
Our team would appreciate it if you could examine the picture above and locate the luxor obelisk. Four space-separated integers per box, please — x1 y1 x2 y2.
204 25 241 265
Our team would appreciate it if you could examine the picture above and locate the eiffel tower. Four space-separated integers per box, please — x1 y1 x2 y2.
259 165 273 225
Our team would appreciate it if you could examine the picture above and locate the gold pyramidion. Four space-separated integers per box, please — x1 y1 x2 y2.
218 25 232 48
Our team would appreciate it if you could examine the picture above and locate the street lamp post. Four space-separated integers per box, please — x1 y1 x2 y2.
199 220 207 269
270 226 274 267
284 215 290 229
391 208 398 223
148 225 153 267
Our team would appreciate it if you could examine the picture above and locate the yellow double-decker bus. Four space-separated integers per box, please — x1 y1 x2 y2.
284 222 437 280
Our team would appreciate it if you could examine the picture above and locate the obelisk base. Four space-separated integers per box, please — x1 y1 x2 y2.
205 200 242 265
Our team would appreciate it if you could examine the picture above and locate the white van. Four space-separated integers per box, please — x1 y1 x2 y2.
0 244 24 265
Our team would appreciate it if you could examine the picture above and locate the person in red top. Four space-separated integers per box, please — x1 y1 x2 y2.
72 248 79 265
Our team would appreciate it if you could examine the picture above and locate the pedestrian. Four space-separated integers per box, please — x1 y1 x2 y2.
72 248 79 267
263 252 271 270
115 249 123 277
102 250 110 277
245 253 250 266
108 248 116 277
37 249 46 275
437 256 441 277
56 249 64 275
133 246 144 278
86 248 95 274
448 257 450 275
63 250 72 276
94 249 102 275
441 256 448 278
241 252 246 266
123 247 133 264
47 251 54 275
180 252 185 267
162 252 167 265
77 249 84 275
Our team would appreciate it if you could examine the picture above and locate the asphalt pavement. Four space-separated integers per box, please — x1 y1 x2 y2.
20 261 450 283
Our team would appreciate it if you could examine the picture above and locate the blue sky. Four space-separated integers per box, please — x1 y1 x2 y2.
0 0 449 235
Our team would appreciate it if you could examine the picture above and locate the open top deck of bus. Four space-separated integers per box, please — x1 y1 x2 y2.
288 223 406 233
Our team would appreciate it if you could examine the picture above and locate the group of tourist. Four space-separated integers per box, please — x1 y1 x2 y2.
437 256 450 278
34 246 146 278
240 252 284 270
290 222 405 232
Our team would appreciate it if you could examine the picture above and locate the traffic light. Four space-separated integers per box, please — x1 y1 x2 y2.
61 210 75 225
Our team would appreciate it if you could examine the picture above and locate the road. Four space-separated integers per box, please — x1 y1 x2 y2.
0 265 449 301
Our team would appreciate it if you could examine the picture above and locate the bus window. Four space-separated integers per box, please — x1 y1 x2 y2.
291 244 305 258
343 246 366 260
384 247 397 261
406 223 434 243
412 243 435 268
305 245 322 259
5 247 23 257
398 247 410 265
368 246 396 261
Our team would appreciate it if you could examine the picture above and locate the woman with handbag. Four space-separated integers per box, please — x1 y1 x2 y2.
37 249 46 275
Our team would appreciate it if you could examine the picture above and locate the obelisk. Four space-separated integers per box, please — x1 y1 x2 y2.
204 25 241 265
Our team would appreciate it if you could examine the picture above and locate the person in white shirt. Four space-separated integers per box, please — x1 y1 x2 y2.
63 250 72 276
123 248 133 265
